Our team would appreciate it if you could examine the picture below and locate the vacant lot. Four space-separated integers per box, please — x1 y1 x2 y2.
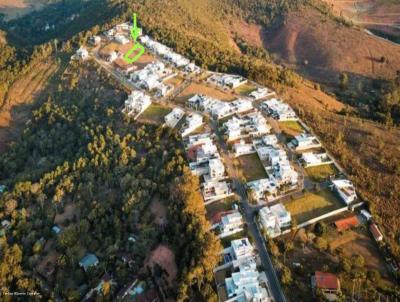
278 120 304 137
145 245 177 286
175 82 236 104
137 104 171 124
0 0 50 20
284 189 344 223
205 197 236 222
305 164 338 182
238 153 267 182
234 82 257 95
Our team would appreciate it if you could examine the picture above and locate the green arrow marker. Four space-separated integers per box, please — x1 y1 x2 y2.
123 13 145 64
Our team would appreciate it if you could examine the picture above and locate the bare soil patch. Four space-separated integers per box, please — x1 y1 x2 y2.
150 196 167 226
145 245 177 285
263 7 400 82
175 82 237 104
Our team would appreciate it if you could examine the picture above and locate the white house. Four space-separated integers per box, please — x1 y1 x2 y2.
89 35 101 46
225 265 270 302
76 46 89 60
164 108 185 128
291 133 322 151
186 132 213 149
331 179 357 205
208 158 225 180
202 181 233 204
219 211 244 235
114 34 130 45
123 91 151 118
181 113 203 137
247 178 278 203
210 74 248 89
230 238 254 264
233 140 255 157
249 87 275 100
262 98 297 121
259 207 281 237
106 51 118 63
270 203 291 228
301 152 333 168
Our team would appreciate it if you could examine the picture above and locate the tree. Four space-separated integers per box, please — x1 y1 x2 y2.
314 237 328 251
314 222 327 237
352 254 365 269
281 266 292 286
339 73 349 90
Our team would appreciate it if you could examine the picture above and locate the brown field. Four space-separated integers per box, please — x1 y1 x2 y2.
145 245 177 285
0 59 59 152
0 0 49 20
230 19 264 47
175 82 237 104
322 0 400 37
263 7 400 83
54 203 79 227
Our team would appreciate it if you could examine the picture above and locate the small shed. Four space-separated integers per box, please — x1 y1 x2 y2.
79 253 99 271
370 223 383 242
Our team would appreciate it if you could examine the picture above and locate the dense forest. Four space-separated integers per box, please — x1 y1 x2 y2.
0 60 221 300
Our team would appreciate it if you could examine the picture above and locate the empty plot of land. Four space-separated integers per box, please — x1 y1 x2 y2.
234 82 257 96
305 164 338 182
278 120 304 137
145 245 177 285
175 82 237 104
137 104 171 124
206 198 235 221
0 0 48 20
238 153 267 182
285 189 344 224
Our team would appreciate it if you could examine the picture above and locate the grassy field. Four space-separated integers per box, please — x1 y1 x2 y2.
284 189 344 224
165 75 184 87
278 120 304 137
234 82 257 95
305 164 338 182
238 153 268 182
138 104 171 124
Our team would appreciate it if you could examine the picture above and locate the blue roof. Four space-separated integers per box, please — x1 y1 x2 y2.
79 253 99 270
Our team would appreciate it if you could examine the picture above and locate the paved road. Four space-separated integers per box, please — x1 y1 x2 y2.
211 121 287 302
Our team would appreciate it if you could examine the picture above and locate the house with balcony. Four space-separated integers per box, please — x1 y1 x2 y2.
291 133 322 151
233 140 256 157
180 113 203 137
202 180 233 204
249 87 275 100
123 91 152 118
219 211 244 238
261 98 297 121
301 152 333 168
208 158 225 180
330 179 357 205
247 178 279 203
164 108 185 128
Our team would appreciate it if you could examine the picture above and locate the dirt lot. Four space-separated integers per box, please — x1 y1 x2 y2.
238 153 268 182
137 104 171 125
0 59 59 152
175 82 237 104
145 245 177 285
0 0 49 20
54 203 79 227
150 196 167 226
263 7 400 83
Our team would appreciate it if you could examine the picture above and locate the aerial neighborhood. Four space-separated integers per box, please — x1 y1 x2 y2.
63 19 399 302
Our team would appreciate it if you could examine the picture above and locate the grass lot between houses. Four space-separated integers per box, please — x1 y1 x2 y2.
278 120 304 137
137 104 171 124
305 164 338 182
234 82 257 95
205 196 236 222
238 153 267 182
284 189 344 224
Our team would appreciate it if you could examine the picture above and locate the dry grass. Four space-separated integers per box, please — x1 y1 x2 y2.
305 164 338 182
284 189 344 223
175 82 236 104
145 245 177 285
238 153 267 182
137 104 171 125
0 0 49 20
278 120 304 137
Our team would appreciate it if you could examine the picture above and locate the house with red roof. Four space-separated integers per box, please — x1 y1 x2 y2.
370 223 383 242
311 271 341 301
334 216 359 232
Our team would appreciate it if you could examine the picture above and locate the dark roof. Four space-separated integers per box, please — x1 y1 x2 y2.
314 271 340 290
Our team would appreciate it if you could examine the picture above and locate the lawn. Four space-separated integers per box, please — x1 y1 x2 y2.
278 120 304 137
165 75 184 87
284 189 344 224
305 164 338 182
238 153 267 182
234 82 257 95
138 104 171 124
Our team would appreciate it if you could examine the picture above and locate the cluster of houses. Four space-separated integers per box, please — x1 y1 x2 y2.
216 238 272 301
223 111 271 142
188 94 253 120
140 35 192 68
247 134 299 203
129 60 174 97
207 73 248 89
184 132 234 204
258 204 292 237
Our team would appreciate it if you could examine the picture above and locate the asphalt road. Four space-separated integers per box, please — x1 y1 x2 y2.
211 121 287 302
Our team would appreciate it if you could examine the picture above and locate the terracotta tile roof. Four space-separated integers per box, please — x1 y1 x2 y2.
314 271 340 290
369 223 383 241
334 216 359 231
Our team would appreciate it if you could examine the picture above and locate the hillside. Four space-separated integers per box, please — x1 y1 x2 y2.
322 0 400 41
